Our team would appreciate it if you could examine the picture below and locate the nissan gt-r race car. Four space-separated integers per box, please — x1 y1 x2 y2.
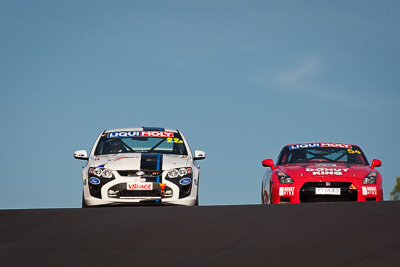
73 127 206 207
261 142 383 204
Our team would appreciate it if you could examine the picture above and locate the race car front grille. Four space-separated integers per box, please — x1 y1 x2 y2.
118 190 162 198
300 182 357 203
117 170 162 177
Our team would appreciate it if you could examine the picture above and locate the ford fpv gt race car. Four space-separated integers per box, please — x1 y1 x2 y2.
74 127 206 207
261 142 383 204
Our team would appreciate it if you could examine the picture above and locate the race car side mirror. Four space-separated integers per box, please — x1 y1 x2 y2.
194 150 206 160
73 150 89 160
262 159 277 170
370 159 382 169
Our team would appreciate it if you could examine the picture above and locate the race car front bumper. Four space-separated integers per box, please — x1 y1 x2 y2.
271 180 382 204
83 173 198 207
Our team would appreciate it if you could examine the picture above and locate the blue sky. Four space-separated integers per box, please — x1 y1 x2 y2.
1 0 399 209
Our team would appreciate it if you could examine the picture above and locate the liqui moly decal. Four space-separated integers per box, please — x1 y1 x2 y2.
289 143 320 150
141 131 173 137
306 168 349 175
289 143 352 150
108 131 173 138
320 143 351 148
108 131 140 138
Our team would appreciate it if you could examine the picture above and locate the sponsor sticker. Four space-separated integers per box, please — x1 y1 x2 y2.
127 182 153 190
114 156 139 161
107 131 173 138
279 187 295 196
289 143 320 150
320 143 351 148
89 177 100 185
141 131 173 137
179 178 191 185
289 143 351 150
315 188 341 195
362 186 377 196
306 168 349 175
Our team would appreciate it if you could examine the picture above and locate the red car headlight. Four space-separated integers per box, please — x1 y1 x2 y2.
277 171 294 184
363 171 377 185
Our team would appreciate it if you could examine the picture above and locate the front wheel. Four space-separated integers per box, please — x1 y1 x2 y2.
194 177 200 206
261 188 264 204
82 193 88 208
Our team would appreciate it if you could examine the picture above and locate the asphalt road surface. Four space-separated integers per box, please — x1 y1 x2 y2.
1 201 400 267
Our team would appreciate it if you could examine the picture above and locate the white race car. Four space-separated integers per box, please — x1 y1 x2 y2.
73 127 206 207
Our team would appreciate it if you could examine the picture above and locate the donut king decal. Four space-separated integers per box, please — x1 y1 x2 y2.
289 143 352 150
306 168 349 175
107 131 174 138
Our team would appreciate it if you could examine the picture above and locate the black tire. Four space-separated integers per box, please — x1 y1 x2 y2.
261 188 264 204
195 177 199 206
269 183 273 204
82 193 88 208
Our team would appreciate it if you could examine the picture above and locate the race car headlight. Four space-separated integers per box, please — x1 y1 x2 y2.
277 171 294 184
92 167 102 176
363 171 377 185
168 168 179 178
168 167 192 178
102 168 113 178
89 167 114 179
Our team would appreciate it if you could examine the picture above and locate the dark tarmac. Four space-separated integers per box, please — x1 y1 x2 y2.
1 201 400 267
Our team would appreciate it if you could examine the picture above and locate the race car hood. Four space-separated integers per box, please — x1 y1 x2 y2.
90 153 190 170
278 163 372 180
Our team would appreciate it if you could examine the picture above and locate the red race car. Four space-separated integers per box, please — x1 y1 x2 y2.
261 142 383 204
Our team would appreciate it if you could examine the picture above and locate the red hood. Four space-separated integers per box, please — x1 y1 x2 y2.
278 163 372 180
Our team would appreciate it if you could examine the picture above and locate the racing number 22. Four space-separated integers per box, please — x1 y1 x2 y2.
167 138 183 143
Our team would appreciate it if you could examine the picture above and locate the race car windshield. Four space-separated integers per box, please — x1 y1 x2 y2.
277 146 368 165
94 133 188 155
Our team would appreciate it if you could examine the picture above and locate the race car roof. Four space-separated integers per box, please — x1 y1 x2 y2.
104 127 178 133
